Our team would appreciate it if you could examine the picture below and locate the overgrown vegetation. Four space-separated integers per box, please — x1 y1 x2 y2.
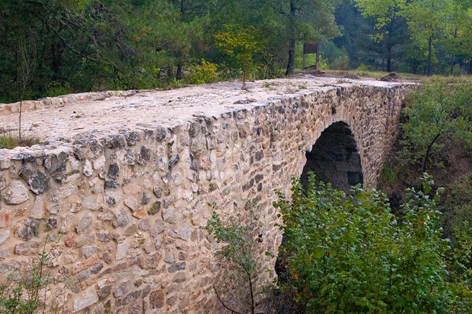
0 252 50 313
208 174 472 313
274 174 472 313
0 132 41 149
205 205 263 314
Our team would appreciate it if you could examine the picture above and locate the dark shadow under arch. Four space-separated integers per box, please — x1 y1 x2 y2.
301 121 363 191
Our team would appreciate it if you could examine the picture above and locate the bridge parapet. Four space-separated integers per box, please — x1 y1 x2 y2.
0 77 412 313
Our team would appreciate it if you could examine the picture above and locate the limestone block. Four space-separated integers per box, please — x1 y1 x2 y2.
2 181 29 205
73 286 98 313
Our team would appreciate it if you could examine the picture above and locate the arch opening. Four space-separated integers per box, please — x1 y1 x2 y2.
301 121 363 191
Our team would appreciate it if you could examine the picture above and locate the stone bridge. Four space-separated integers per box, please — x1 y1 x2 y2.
0 77 413 313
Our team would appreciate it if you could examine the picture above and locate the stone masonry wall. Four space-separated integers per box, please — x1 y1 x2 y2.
0 81 411 313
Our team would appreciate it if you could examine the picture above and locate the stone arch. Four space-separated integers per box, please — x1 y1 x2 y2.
300 121 363 191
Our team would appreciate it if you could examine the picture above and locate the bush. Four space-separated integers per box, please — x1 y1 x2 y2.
275 173 471 313
187 59 219 84
0 252 50 313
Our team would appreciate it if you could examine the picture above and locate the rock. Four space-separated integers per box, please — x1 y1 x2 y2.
122 290 141 305
104 192 121 207
113 280 130 298
150 290 165 309
107 163 120 179
82 196 99 211
178 223 191 241
91 263 103 274
3 181 29 205
14 240 40 255
116 243 129 260
150 221 165 237
141 191 151 205
124 224 138 236
132 208 147 219
14 219 39 241
124 196 139 212
93 155 106 171
137 252 161 270
168 154 180 169
30 196 46 219
19 167 50 194
168 262 186 273
96 232 111 242
83 159 93 177
82 246 97 259
97 285 111 301
156 127 166 141
0 231 10 245
148 201 161 215
73 287 98 312
138 218 150 231
46 218 57 230
76 214 93 234
113 208 131 228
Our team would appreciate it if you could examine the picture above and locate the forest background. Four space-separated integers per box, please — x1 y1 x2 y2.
2 0 472 103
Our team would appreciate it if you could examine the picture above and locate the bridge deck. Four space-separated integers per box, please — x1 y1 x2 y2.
0 76 398 144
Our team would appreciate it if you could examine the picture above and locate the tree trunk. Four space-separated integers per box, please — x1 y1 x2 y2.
176 63 183 80
285 0 296 76
427 35 432 76
450 54 454 75
316 43 320 71
285 40 296 76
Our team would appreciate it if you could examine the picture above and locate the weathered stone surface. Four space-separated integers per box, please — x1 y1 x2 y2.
82 246 97 258
14 240 40 255
113 208 131 228
83 159 93 177
150 220 165 237
0 231 10 245
178 223 191 241
2 181 29 205
113 280 130 298
30 196 46 219
104 192 121 207
73 287 98 312
82 196 99 211
76 214 93 233
116 243 129 260
14 219 39 241
137 252 161 269
150 290 165 309
124 196 139 212
20 167 50 194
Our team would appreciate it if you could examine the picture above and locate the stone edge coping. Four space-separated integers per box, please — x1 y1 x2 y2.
0 90 140 115
0 79 410 162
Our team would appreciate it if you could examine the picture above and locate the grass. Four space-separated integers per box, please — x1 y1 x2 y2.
0 133 41 149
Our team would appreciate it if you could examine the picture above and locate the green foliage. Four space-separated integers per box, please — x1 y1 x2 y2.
274 173 470 313
187 59 219 84
400 78 472 172
0 252 50 313
0 132 40 149
214 24 262 89
205 205 262 314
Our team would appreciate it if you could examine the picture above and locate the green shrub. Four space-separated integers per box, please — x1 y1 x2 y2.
275 173 470 313
0 252 50 313
187 59 219 84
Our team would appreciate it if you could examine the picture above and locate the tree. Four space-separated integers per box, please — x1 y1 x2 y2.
442 0 472 75
271 0 341 75
205 208 264 314
354 0 409 72
401 0 449 76
275 173 470 313
214 24 262 89
401 78 472 173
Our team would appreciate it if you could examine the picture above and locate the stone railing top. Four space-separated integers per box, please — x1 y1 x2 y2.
0 76 409 158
